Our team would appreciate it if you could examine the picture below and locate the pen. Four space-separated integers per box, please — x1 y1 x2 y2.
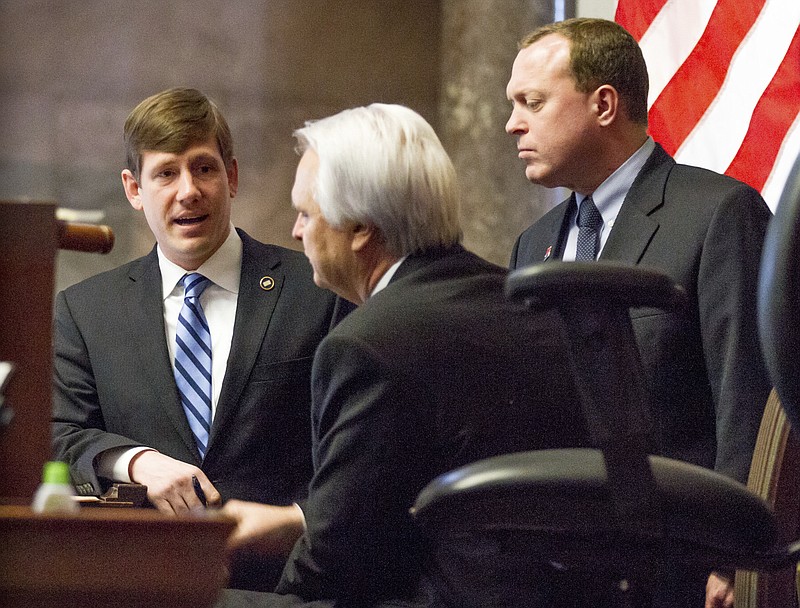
191 474 207 507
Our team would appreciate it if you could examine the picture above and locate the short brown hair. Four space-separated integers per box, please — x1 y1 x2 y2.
123 87 234 179
520 18 649 125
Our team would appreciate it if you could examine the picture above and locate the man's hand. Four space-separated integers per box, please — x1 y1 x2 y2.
222 499 305 558
129 450 221 514
706 571 735 608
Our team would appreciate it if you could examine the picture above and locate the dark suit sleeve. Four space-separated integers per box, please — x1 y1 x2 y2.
214 589 335 607
51 291 144 494
276 333 427 604
698 183 772 482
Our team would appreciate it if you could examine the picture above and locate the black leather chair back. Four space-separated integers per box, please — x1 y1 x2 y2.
759 153 800 435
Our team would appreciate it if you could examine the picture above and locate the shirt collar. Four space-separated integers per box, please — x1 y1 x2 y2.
370 256 407 298
158 225 243 299
577 136 655 222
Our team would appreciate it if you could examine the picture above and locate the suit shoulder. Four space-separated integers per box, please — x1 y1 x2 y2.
238 231 313 274
665 163 770 217
60 256 149 299
259 243 312 270
669 163 762 198
519 199 569 239
339 249 505 333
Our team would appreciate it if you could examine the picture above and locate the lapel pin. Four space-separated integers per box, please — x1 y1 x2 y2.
543 246 552 261
260 276 275 291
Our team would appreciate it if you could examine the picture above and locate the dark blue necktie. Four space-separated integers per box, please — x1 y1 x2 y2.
175 273 213 459
576 196 603 261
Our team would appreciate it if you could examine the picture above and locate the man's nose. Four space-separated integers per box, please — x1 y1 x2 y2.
505 107 526 136
176 170 201 202
291 214 303 241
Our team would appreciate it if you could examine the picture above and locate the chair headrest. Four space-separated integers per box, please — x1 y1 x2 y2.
506 261 687 313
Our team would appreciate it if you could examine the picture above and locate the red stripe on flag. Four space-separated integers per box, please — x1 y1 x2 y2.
726 26 800 191
647 0 765 156
615 0 667 42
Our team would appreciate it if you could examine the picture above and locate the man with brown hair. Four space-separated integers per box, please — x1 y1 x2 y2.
506 18 772 607
52 87 347 590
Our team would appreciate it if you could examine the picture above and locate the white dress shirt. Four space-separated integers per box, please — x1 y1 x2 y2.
562 137 656 261
370 256 407 298
97 226 242 482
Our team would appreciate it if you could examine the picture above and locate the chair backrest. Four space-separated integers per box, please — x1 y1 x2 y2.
504 262 687 546
743 152 800 608
736 389 800 608
759 152 800 434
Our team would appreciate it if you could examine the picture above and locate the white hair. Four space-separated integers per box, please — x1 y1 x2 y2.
293 103 461 257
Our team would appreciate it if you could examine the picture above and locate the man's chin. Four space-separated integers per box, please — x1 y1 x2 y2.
524 166 544 185
312 272 330 292
525 167 557 189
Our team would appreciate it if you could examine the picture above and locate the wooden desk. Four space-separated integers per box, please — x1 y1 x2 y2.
0 506 235 608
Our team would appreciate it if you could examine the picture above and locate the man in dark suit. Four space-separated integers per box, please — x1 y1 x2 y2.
215 103 589 607
505 18 772 608
52 88 345 590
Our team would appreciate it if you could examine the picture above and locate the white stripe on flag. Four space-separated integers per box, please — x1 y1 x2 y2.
639 0 717 108
762 112 800 210
675 0 800 175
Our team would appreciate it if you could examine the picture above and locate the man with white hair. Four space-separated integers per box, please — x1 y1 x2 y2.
218 103 589 606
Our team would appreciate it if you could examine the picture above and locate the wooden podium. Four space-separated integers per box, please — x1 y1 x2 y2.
0 200 62 501
0 201 235 607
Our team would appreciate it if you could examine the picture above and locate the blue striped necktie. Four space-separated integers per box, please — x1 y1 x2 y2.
175 273 213 459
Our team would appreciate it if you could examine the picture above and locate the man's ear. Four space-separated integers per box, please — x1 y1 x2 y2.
594 84 619 127
351 223 375 252
121 169 143 211
227 157 239 198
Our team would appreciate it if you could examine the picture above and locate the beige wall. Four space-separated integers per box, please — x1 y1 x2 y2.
576 0 616 19
0 1 559 290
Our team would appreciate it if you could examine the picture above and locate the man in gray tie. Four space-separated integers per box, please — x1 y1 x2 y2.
505 18 772 607
51 87 349 590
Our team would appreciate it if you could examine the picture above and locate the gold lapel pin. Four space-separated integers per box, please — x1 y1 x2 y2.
260 276 275 291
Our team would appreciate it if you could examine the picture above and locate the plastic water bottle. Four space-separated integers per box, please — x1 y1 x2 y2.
31 461 80 513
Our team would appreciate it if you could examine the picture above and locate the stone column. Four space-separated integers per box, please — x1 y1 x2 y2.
440 0 561 266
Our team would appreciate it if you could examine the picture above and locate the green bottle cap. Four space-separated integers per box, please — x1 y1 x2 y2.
41 461 71 485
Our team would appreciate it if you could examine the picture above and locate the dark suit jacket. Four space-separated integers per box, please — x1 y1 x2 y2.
222 245 589 607
52 228 343 505
511 143 772 483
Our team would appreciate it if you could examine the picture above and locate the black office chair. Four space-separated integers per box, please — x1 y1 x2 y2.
413 154 800 607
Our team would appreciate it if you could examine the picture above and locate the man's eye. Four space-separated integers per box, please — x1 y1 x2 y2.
526 100 542 110
157 169 176 179
195 164 217 176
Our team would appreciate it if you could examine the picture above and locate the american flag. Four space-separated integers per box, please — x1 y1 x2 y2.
615 0 800 211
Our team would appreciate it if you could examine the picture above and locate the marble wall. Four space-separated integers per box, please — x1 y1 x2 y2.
0 1 559 290
440 0 561 265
